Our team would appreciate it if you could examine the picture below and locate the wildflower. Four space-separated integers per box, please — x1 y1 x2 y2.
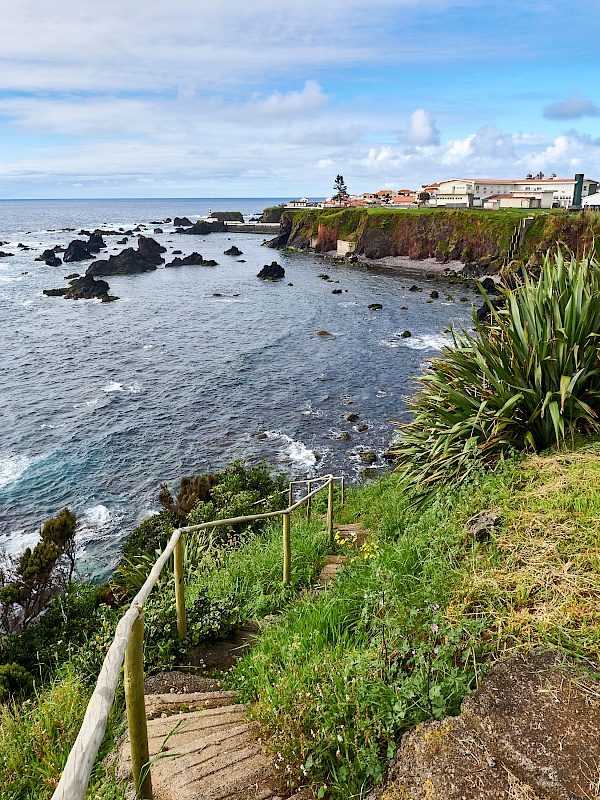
431 624 439 633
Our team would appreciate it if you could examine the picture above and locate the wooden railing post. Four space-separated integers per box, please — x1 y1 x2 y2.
306 480 312 519
283 512 291 584
174 534 187 639
288 481 293 507
341 477 345 506
327 477 334 543
124 612 153 800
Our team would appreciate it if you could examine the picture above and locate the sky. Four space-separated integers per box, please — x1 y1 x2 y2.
1 0 600 198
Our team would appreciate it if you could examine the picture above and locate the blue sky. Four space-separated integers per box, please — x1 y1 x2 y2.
1 0 599 198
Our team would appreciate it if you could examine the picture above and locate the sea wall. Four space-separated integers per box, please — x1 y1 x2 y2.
268 208 600 270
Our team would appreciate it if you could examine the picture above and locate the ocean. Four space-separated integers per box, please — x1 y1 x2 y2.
0 198 478 578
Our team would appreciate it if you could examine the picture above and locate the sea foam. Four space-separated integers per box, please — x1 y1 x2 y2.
0 453 32 490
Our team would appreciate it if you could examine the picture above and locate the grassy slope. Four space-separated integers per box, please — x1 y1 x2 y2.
282 207 600 263
231 442 600 798
4 443 600 798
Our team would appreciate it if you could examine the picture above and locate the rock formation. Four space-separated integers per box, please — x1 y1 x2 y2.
224 245 243 256
257 262 285 280
165 253 218 267
44 274 118 302
86 236 166 276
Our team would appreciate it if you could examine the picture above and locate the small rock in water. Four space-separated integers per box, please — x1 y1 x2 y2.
430 289 439 299
317 274 330 280
224 245 243 256
254 432 268 440
332 432 351 441
345 412 359 422
257 261 285 280
315 330 333 337
332 288 342 294
368 303 383 310
360 451 377 465
409 285 422 292
401 330 412 338
356 423 368 432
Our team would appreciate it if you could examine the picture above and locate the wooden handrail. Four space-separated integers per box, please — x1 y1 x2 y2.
51 473 342 800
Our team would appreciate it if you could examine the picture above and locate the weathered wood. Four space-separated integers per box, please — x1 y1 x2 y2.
327 478 334 542
283 512 291 584
125 613 153 799
306 480 312 519
341 477 345 506
51 473 346 800
174 534 187 639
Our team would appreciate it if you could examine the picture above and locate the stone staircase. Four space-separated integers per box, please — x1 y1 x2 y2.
113 524 369 799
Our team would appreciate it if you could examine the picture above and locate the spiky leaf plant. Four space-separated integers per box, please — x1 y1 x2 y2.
395 248 600 496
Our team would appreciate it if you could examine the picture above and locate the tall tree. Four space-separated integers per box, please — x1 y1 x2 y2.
333 175 348 202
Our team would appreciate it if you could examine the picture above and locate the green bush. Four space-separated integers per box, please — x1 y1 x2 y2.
0 663 34 702
394 249 600 497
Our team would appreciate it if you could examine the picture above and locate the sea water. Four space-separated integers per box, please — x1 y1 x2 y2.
0 198 477 576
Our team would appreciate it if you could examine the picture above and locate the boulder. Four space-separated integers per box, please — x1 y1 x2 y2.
224 246 243 256
64 239 93 262
116 237 128 244
465 511 501 542
173 217 192 227
257 261 285 280
166 253 218 267
400 330 412 338
36 249 62 266
153 228 163 234
479 277 500 295
368 303 383 310
315 330 333 337
86 233 106 253
430 289 439 299
43 274 118 302
332 288 343 294
409 284 422 292
0 251 13 257
345 412 359 422
476 296 505 322
359 451 377 464
378 649 600 800
87 236 165 276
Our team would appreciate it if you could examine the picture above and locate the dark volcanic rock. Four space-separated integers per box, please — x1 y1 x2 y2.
178 220 227 235
173 216 193 227
116 237 128 244
87 236 166 276
479 277 500 294
368 303 383 310
165 253 218 267
476 295 505 322
86 233 106 253
36 249 62 266
153 228 163 234
257 261 285 280
64 240 93 262
224 245 243 256
0 251 14 258
43 274 117 301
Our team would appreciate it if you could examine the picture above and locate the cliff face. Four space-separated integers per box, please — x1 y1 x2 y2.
268 208 600 267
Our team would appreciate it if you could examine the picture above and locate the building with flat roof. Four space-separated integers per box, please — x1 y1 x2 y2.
427 176 598 209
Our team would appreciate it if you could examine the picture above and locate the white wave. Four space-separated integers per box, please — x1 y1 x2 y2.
399 333 451 351
264 431 317 471
142 344 154 350
0 453 32 490
128 382 142 394
74 397 100 409
40 422 67 430
22 299 34 306
81 504 111 527
337 301 359 307
0 275 24 283
102 381 123 392
379 339 400 348
300 402 323 418
376 390 387 397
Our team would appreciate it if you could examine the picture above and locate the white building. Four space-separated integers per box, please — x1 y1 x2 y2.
430 176 599 209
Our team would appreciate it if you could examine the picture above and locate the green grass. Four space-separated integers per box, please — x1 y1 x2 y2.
0 663 126 800
229 444 600 798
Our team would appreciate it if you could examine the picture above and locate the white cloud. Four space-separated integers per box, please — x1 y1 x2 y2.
405 109 440 146
250 81 329 118
543 93 599 120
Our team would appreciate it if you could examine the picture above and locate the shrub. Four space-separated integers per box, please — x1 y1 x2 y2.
394 249 600 497
0 508 77 634
0 663 34 702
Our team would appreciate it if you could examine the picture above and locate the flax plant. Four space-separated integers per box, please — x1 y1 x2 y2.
395 248 600 495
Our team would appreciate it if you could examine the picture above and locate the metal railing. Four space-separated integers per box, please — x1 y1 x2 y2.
51 474 344 800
